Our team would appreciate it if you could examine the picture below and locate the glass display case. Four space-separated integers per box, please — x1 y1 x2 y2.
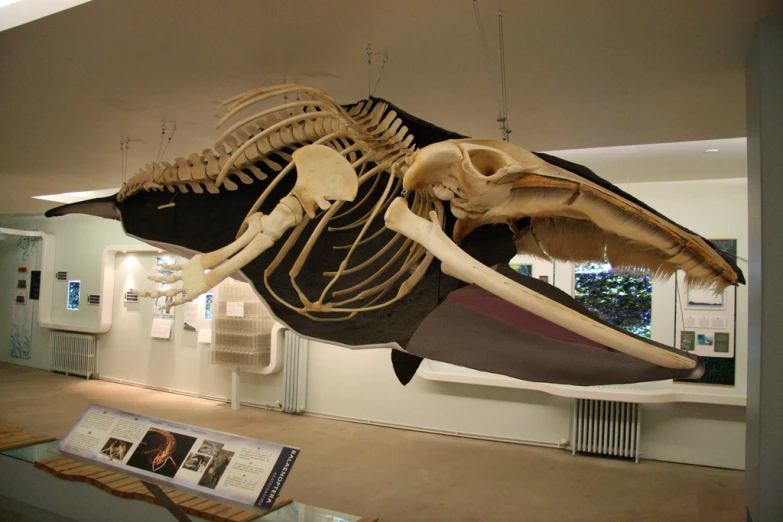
1 440 362 522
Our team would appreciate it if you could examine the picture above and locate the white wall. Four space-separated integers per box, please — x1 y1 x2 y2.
306 341 572 445
0 177 749 469
99 252 284 405
0 213 287 407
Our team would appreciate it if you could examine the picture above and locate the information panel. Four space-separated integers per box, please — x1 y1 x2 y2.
59 405 299 510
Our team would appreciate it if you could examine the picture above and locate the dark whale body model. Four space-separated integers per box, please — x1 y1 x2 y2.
48 96 739 386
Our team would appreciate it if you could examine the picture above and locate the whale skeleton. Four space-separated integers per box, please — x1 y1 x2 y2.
51 84 743 379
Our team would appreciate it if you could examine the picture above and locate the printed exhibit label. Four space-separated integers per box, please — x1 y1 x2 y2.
59 404 299 510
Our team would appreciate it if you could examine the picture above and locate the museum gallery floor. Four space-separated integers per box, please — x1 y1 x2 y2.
0 363 743 522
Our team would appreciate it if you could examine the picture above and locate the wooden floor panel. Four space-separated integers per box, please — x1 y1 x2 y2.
34 456 292 521
0 426 56 451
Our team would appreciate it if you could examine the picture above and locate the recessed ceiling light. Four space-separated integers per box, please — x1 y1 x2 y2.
122 250 127 253
32 188 119 204
704 149 719 153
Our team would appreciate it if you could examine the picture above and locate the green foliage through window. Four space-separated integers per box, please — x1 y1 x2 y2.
574 263 651 338
67 280 81 310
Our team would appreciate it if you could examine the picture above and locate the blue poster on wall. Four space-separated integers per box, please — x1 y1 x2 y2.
67 280 81 310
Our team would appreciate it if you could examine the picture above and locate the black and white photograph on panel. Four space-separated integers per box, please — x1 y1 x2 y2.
99 437 132 462
680 330 695 351
182 452 211 473
197 449 234 489
197 439 224 457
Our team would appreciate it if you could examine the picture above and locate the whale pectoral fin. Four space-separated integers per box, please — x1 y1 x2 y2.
391 350 424 385
406 266 704 386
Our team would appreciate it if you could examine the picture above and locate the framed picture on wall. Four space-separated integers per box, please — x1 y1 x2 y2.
15 295 27 305
67 280 81 310
714 332 731 353
510 263 534 276
680 330 695 351
686 286 725 309
17 266 28 273
17 279 27 289
674 238 738 386
204 294 214 320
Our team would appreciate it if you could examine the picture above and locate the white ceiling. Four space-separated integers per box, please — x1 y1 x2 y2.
551 137 748 185
0 0 779 214
0 0 92 32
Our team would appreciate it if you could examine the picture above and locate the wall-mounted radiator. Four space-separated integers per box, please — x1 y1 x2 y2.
50 331 98 379
282 331 308 413
571 399 641 463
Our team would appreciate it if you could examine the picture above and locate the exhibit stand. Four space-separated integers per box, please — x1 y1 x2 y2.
57 405 299 518
1 439 366 521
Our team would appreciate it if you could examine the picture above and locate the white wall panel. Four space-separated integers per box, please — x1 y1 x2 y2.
0 234 49 370
99 252 283 406
306 341 571 445
641 402 746 469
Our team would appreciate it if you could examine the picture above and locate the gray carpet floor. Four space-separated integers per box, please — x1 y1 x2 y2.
0 363 744 521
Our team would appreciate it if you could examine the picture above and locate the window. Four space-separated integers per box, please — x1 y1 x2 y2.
574 263 651 338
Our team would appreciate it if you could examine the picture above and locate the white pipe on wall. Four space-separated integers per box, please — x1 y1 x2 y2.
231 367 240 411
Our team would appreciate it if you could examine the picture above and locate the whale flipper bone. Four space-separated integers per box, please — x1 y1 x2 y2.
131 144 358 306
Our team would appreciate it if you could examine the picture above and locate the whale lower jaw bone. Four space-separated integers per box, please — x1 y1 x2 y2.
384 197 695 371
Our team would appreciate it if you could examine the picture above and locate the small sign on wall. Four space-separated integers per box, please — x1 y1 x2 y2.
197 328 212 344
150 318 173 340
29 270 41 300
184 301 198 331
15 295 27 305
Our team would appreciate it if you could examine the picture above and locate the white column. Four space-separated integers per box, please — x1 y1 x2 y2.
745 16 783 522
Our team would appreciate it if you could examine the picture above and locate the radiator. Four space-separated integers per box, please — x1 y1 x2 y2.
571 399 641 463
50 331 98 379
282 331 308 413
